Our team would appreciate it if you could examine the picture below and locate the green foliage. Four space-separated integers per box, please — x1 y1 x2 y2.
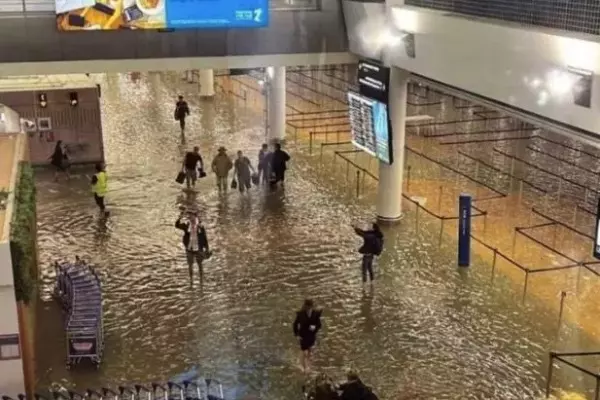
9 163 37 304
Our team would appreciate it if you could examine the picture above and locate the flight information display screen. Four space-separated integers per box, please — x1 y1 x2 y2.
347 91 392 164
55 0 268 30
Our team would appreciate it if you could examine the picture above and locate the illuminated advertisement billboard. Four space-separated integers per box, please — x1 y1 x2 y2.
347 91 393 164
55 0 268 30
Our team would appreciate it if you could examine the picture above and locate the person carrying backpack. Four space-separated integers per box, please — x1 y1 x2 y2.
353 223 384 284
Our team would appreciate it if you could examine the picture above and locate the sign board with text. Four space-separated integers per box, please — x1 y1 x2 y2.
357 59 390 104
55 0 268 30
347 91 392 164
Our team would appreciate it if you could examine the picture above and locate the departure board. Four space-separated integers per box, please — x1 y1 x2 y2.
347 91 392 164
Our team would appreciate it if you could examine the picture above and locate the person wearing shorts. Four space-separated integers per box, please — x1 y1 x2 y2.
182 146 204 189
293 299 322 373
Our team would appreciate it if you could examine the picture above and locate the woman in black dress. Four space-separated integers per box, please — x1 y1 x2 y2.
49 140 70 181
293 299 322 373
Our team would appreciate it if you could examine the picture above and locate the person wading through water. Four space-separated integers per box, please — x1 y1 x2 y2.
293 299 322 373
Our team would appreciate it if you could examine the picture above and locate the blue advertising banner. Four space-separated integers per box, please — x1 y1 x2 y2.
56 0 269 31
458 194 472 267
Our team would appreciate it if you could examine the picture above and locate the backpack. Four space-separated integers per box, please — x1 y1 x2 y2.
373 235 384 256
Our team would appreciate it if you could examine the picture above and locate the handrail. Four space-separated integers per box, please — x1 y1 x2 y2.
457 151 548 194
440 135 535 145
494 147 598 195
287 73 346 105
527 144 599 175
535 136 600 162
406 146 506 196
531 208 594 240
428 127 536 139
514 227 579 263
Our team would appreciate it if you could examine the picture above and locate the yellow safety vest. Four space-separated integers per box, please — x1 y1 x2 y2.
92 171 107 196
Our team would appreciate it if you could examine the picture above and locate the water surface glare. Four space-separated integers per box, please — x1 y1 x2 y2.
33 73 590 399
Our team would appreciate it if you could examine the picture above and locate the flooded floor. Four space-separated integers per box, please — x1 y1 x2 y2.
33 72 599 399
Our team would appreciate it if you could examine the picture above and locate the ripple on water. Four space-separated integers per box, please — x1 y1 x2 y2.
31 73 597 399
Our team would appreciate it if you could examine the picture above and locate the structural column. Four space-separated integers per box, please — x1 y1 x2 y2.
267 66 286 143
199 69 215 97
376 67 410 223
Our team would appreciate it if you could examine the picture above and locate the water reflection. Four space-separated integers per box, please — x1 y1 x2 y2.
32 73 598 399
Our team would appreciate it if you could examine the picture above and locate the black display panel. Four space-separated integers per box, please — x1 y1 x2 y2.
357 59 390 104
347 91 392 164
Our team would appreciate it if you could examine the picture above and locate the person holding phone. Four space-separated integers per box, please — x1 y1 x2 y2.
293 299 322 373
353 223 384 284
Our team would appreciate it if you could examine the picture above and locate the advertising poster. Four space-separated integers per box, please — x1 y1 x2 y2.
55 0 269 30
372 100 391 164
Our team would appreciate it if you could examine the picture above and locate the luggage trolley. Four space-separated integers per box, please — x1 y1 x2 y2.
53 257 104 369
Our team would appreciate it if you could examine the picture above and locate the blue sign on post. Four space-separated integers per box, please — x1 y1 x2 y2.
458 194 472 267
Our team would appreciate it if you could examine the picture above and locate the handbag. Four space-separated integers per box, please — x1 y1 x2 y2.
231 179 238 189
176 170 185 184
251 173 259 185
198 169 207 178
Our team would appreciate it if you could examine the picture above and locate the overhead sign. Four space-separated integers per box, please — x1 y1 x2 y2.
55 0 269 30
347 91 393 164
357 59 390 104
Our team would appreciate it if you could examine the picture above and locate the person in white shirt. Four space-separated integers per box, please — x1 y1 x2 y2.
175 211 210 283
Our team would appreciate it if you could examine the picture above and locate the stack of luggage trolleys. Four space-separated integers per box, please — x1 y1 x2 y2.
0 379 225 400
53 256 104 369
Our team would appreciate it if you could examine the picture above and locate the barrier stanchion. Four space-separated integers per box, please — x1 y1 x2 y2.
345 161 350 182
491 248 498 282
309 132 313 155
438 185 443 213
522 270 530 303
512 228 518 256
406 166 412 192
518 180 524 205
438 218 445 247
557 291 566 332
356 170 360 198
415 203 420 233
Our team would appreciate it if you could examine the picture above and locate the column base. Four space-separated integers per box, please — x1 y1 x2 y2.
376 213 404 225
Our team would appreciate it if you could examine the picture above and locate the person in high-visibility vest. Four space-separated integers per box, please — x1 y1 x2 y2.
91 162 108 215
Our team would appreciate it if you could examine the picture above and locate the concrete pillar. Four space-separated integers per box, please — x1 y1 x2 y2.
376 67 409 223
199 69 215 97
267 66 286 143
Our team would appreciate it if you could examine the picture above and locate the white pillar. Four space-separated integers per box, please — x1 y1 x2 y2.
376 67 409 223
267 66 286 143
199 69 215 97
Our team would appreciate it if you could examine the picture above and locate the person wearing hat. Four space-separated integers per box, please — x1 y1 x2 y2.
211 146 233 191
175 210 210 283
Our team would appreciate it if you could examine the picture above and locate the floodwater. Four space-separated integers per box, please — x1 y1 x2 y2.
32 72 599 399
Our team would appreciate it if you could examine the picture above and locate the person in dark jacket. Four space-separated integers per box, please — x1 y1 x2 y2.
270 142 290 187
175 211 210 283
293 299 322 373
354 223 384 284
305 373 340 400
338 371 374 400
174 95 190 135
49 140 70 181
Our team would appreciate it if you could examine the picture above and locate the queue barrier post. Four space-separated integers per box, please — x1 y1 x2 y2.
356 170 360 198
438 185 443 213
545 353 555 398
557 291 566 332
522 270 530 303
438 218 445 247
406 166 412 193
415 203 420 233
491 248 498 282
